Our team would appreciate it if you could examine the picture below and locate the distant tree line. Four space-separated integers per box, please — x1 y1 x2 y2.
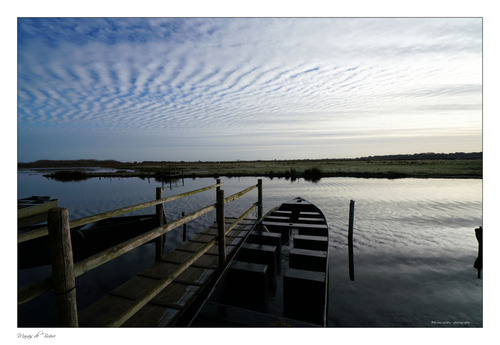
356 152 482 161
18 152 482 169
18 159 123 168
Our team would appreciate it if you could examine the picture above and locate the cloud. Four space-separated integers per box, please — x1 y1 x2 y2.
17 18 482 161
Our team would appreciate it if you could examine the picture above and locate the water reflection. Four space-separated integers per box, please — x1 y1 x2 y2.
17 174 482 327
329 249 482 327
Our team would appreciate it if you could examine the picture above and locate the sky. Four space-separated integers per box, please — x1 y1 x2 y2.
17 17 483 162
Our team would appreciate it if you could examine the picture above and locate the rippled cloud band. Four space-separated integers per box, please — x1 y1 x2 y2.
18 18 482 161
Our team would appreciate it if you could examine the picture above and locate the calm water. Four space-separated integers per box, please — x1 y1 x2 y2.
17 171 483 327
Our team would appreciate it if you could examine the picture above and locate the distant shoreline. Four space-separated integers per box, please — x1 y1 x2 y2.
18 153 482 182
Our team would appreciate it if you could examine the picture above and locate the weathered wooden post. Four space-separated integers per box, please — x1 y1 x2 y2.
217 188 226 269
257 179 263 221
348 200 355 281
474 226 482 279
155 187 165 261
47 207 78 327
161 165 164 190
182 212 187 242
216 178 221 192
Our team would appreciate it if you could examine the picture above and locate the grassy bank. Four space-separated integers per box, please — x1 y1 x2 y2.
23 156 482 182
129 158 482 179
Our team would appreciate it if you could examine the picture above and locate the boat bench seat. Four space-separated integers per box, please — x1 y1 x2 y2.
299 211 322 218
237 243 279 278
264 215 290 222
262 221 327 230
281 201 317 213
261 221 328 240
224 261 269 305
289 248 327 272
271 210 292 217
297 217 326 224
297 226 328 237
260 221 290 244
283 268 326 325
293 235 328 251
248 231 282 254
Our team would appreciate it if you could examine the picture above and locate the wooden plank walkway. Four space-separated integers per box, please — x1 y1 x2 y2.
79 217 258 327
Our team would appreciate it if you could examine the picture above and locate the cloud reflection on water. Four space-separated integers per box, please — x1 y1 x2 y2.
329 248 482 327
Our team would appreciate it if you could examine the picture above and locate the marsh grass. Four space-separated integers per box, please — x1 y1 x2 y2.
39 158 482 181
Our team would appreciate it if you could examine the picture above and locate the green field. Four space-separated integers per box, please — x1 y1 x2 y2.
128 158 482 179
21 155 482 181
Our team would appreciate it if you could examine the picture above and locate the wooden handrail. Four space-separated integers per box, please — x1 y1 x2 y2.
18 203 258 306
18 180 263 316
95 203 258 327
73 203 217 277
18 277 52 305
223 183 258 204
107 237 218 327
224 203 257 234
18 203 218 305
18 182 223 243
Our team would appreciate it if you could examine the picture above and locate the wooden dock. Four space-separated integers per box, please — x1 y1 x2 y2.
18 180 263 327
79 217 258 327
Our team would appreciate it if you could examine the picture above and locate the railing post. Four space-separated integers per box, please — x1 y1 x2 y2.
216 189 226 269
348 200 355 281
155 187 165 261
257 179 263 220
47 207 78 327
216 178 221 192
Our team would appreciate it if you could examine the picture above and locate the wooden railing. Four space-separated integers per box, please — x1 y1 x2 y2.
18 182 225 243
18 179 263 326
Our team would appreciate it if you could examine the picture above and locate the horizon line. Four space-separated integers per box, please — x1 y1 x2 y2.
17 151 483 165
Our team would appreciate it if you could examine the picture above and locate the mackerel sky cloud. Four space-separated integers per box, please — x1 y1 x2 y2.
17 18 482 162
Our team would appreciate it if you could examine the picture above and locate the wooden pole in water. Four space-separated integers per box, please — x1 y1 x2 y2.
216 188 226 269
47 207 78 327
257 179 263 221
348 200 355 281
155 187 165 261
474 226 482 279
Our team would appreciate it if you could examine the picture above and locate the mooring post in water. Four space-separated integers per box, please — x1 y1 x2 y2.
182 212 187 242
161 165 164 190
257 179 263 221
474 226 483 279
217 188 226 269
48 207 78 327
155 187 165 261
348 200 355 281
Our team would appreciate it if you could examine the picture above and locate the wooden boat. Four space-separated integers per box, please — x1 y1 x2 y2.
190 197 329 327
19 211 162 270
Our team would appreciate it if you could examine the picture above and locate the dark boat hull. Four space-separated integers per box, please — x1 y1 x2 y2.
18 215 159 269
190 197 329 327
